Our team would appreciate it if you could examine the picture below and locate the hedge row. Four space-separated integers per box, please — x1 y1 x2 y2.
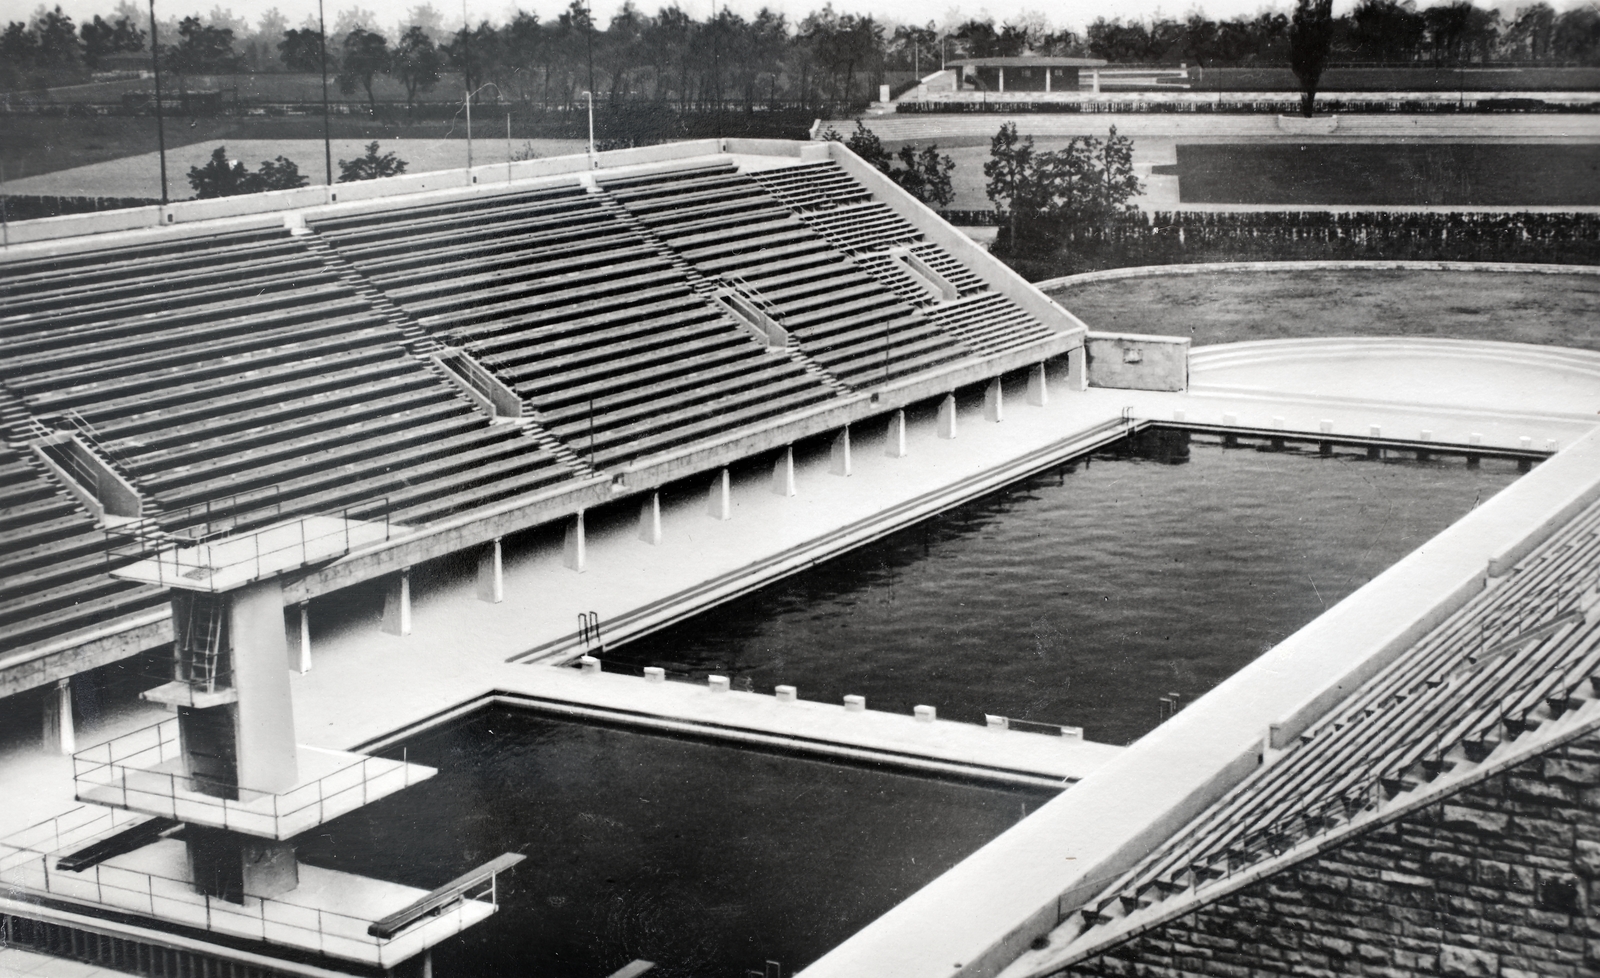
898 98 1600 115
2 195 160 221
979 210 1600 278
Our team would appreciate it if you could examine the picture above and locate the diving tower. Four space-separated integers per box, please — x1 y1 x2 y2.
0 514 522 974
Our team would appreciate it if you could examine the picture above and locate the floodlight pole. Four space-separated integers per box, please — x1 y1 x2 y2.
318 0 332 185
463 0 473 170
582 90 595 163
148 0 168 205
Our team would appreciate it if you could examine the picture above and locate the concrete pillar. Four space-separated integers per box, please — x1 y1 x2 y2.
885 410 907 458
42 678 74 755
297 602 311 674
232 579 298 794
1045 68 1052 93
638 493 662 544
563 512 587 571
984 377 1004 423
1092 69 1101 94
937 393 958 439
772 446 796 496
708 467 732 520
997 67 1005 92
1026 362 1048 406
477 539 504 603
381 568 412 636
1067 347 1088 391
830 427 852 476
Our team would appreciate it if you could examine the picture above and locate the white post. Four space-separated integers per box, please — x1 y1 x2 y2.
298 602 312 674
885 410 907 458
381 570 412 636
492 537 504 602
1045 68 1052 93
563 511 587 572
984 376 1004 423
1027 362 1049 406
998 67 1005 92
1092 69 1101 94
399 568 412 636
772 446 797 496
639 492 663 544
708 468 732 520
1067 347 1088 391
830 426 852 476
44 678 74 755
937 393 958 439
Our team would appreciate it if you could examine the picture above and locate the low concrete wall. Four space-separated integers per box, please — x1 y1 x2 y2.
1037 260 1600 293
1085 332 1188 391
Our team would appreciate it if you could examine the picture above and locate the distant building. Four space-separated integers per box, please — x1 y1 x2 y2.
950 56 1108 93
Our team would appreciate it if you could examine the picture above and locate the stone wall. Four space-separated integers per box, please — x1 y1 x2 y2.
1063 725 1600 978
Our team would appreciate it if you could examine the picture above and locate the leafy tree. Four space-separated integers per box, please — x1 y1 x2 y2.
391 25 442 112
985 122 1143 255
188 147 309 198
1289 0 1335 118
338 141 408 181
278 27 327 72
80 14 145 69
827 122 955 207
337 26 389 113
984 122 1036 245
1347 0 1426 62
164 15 242 86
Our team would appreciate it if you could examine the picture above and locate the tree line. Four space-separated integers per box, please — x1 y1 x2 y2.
6 1 1600 107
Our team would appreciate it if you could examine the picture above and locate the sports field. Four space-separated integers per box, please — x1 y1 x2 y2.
1172 143 1600 206
1045 268 1600 351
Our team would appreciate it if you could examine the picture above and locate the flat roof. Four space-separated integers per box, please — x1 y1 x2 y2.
951 57 1107 68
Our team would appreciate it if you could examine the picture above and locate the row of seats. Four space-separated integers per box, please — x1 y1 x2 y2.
597 165 973 389
747 162 1060 360
0 229 577 653
1069 495 1600 930
313 181 840 469
0 446 165 654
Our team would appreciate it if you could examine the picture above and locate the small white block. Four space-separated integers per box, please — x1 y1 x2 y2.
643 667 665 683
844 694 866 712
708 674 730 693
914 705 937 723
1469 432 1483 445
1520 436 1533 448
1547 438 1560 451
1061 726 1085 741
986 714 1009 730
1172 409 1186 422
1369 424 1382 437
578 655 601 675
1420 430 1432 442
775 685 797 703
1319 419 1333 433
1271 416 1285 429
1222 413 1238 425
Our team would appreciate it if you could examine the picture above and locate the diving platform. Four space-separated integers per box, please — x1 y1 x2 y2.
109 515 400 593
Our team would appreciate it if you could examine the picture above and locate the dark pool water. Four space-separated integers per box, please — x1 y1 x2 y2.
605 435 1521 745
296 707 1054 978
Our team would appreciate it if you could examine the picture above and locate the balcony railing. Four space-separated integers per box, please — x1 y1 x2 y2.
72 719 434 839
0 808 503 969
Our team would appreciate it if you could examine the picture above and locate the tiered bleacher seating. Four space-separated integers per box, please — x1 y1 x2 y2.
311 183 840 469
0 230 570 539
746 161 1059 357
1067 498 1600 933
598 165 973 388
0 445 164 654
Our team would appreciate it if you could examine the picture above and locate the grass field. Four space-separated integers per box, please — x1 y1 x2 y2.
1173 143 1600 206
1045 269 1600 351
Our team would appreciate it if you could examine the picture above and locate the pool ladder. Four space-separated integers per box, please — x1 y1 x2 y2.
578 611 605 654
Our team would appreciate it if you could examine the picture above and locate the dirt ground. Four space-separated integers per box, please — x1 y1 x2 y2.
1045 269 1600 351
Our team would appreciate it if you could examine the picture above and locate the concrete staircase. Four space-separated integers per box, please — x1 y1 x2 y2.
590 193 719 297
299 235 443 355
0 385 49 447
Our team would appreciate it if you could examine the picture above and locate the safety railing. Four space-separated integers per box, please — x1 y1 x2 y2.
71 719 431 839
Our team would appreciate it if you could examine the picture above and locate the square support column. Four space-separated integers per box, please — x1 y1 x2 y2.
639 492 663 544
477 538 504 603
1067 346 1088 391
984 377 1004 423
232 578 298 794
708 468 732 520
886 410 907 458
563 511 587 571
42 678 74 755
1027 361 1049 406
297 602 311 674
937 393 958 439
772 446 797 496
830 427 852 476
381 568 412 636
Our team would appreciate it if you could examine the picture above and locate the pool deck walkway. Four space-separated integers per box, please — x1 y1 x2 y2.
2 339 1596 846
